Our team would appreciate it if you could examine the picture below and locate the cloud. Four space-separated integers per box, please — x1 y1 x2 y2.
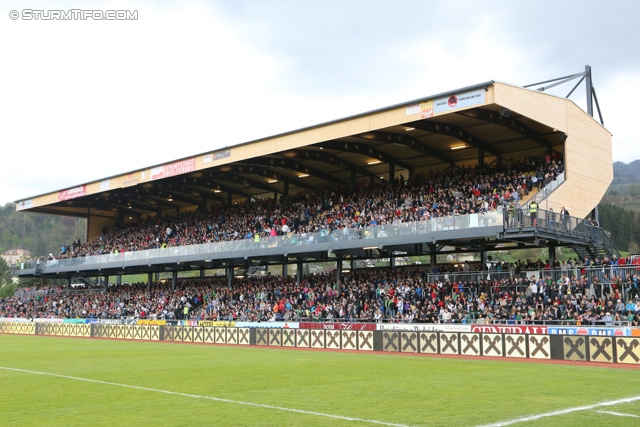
1 0 639 205
2 1 286 201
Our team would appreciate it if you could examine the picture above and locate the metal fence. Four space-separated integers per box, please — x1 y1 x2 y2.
428 265 639 284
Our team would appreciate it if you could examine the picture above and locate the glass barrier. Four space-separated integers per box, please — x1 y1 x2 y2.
35 211 503 270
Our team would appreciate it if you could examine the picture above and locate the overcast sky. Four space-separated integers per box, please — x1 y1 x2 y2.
2 0 639 206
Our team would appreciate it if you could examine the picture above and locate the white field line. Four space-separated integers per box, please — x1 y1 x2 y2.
476 395 640 427
0 366 413 427
596 410 640 418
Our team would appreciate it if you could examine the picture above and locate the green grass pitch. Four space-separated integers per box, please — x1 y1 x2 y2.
1 334 639 427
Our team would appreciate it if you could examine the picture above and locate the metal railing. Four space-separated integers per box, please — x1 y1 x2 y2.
13 288 107 298
504 206 596 238
18 211 504 271
595 227 621 258
427 266 640 302
13 266 637 302
502 206 621 258
428 265 640 283
524 171 565 210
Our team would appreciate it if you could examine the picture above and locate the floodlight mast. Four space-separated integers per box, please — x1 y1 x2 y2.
524 65 604 224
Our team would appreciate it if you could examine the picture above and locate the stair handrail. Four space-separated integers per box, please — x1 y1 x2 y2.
597 228 621 259
524 171 565 210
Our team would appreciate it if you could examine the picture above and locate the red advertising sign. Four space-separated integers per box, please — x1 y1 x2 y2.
151 158 196 180
471 325 548 334
299 322 376 331
58 185 87 201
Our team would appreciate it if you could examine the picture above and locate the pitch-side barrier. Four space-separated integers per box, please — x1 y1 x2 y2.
1 319 639 366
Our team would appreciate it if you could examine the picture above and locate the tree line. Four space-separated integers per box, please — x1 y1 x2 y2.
0 203 85 259
597 203 640 253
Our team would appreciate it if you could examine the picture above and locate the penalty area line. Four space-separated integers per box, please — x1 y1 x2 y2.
0 366 412 427
476 395 640 426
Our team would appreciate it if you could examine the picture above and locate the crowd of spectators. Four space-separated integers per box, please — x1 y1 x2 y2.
432 254 640 284
48 155 563 260
3 265 640 327
2 280 206 321
6 151 638 327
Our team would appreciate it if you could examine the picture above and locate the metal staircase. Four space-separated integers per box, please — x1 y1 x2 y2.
566 217 620 262
505 173 620 261
572 220 620 261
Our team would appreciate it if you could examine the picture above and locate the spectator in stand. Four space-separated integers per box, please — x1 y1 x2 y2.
529 200 539 226
560 206 570 231
534 168 544 189
547 207 556 230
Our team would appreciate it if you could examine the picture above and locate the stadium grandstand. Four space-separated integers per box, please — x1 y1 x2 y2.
8 68 640 367
12 69 616 294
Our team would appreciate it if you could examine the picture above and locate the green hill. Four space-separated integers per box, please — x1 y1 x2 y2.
602 160 640 209
0 203 85 259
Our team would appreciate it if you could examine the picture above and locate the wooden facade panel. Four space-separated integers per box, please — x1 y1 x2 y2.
494 84 568 133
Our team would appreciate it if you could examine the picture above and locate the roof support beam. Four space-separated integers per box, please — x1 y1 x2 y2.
411 120 501 158
317 140 414 171
366 131 456 165
189 173 257 199
276 149 379 180
146 192 194 207
237 158 344 186
456 109 554 151
222 164 317 191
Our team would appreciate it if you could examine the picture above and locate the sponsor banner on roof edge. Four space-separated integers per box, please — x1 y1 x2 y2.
406 89 485 117
405 103 420 115
16 200 33 211
420 100 434 118
377 323 471 332
434 89 486 114
151 158 196 181
471 325 547 334
404 100 435 118
235 322 299 329
204 150 231 164
58 185 87 202
300 322 376 331
122 173 139 187
547 326 631 336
